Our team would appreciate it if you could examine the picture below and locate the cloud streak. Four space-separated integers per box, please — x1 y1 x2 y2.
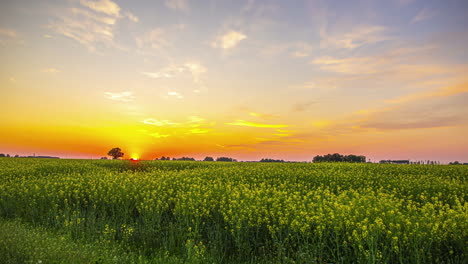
412 8 437 23
141 62 206 84
321 25 390 50
212 31 247 50
41 68 60 73
79 0 120 16
104 91 135 102
165 0 189 12
225 120 287 128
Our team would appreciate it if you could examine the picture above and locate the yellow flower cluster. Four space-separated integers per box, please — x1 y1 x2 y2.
0 158 467 262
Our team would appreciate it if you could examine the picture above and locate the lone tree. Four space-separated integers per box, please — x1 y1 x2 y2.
108 148 124 159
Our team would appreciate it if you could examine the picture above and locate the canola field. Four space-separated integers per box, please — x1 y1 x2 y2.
0 158 467 263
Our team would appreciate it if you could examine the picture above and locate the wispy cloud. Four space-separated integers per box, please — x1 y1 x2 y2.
190 128 211 134
165 0 189 12
141 62 206 83
0 28 21 45
167 91 184 99
48 0 129 51
0 28 17 38
249 112 279 120
386 82 468 104
143 119 178 126
104 91 135 102
79 0 120 16
142 116 212 133
41 68 60 73
356 82 468 130
225 120 287 128
321 25 389 50
312 56 387 74
212 31 247 50
290 43 313 58
150 132 170 138
412 8 437 23
136 28 169 50
292 101 317 112
125 12 139 22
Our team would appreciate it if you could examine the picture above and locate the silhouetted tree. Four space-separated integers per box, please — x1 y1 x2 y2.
260 158 284 163
449 161 461 165
313 153 366 163
14 155 19 158
203 156 214 161
175 157 195 161
0 154 5 157
107 148 124 159
216 157 236 162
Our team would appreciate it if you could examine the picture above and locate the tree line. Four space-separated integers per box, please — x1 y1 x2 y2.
312 153 366 163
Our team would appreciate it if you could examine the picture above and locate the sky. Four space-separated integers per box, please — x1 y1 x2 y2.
1 0 468 162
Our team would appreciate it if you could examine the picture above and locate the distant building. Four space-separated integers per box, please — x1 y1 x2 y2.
100 157 108 159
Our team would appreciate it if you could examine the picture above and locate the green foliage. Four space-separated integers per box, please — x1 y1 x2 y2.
0 159 467 263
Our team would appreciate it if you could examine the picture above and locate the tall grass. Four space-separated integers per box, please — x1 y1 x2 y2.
0 158 467 263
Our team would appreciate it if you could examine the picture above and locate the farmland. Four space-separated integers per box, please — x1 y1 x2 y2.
0 158 467 263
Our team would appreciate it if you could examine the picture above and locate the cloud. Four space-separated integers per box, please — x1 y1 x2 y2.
291 78 338 91
358 82 468 130
104 91 135 102
290 43 312 58
184 62 206 83
212 31 247 50
167 91 183 99
190 128 211 134
311 56 383 74
0 28 22 45
136 28 169 50
141 62 206 83
225 120 287 128
385 82 468 104
165 0 189 12
360 94 468 130
0 28 17 38
79 0 120 16
125 12 139 22
48 0 132 51
412 8 437 23
292 101 317 112
249 112 279 120
150 132 170 138
142 119 178 126
41 68 60 73
321 25 389 50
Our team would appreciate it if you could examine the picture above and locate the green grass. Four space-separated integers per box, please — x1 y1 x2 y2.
0 158 467 263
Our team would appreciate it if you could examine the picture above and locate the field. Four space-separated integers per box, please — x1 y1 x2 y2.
0 158 467 263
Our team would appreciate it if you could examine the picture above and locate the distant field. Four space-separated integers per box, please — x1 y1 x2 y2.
0 158 467 263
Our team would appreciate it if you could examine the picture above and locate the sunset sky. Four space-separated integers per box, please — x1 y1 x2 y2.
1 0 468 162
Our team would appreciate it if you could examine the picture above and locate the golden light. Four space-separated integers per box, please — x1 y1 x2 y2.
130 153 140 161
